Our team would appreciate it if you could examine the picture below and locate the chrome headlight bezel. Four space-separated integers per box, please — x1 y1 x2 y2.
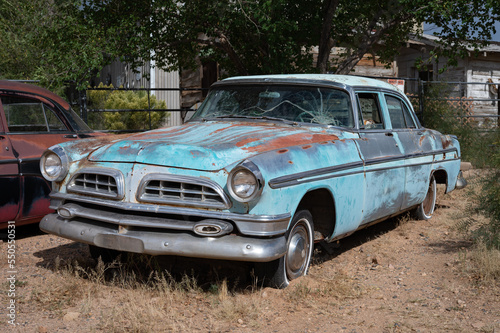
227 160 264 203
40 145 69 182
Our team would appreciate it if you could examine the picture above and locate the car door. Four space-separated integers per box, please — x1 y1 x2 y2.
0 107 20 224
383 94 432 210
354 91 406 224
0 94 79 224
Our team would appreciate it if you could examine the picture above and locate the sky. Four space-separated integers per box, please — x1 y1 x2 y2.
493 21 500 41
425 21 500 42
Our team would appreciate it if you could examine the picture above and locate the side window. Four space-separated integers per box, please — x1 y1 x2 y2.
401 102 417 129
1 96 67 133
356 93 384 129
385 95 416 129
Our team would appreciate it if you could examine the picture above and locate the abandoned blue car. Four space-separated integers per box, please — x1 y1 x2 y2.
39 74 466 288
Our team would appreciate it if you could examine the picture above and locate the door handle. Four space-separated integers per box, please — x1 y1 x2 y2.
64 134 78 138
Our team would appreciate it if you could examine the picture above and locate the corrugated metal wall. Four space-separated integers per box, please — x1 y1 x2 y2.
154 67 182 127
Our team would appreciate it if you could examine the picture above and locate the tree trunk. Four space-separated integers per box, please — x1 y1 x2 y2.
316 0 339 73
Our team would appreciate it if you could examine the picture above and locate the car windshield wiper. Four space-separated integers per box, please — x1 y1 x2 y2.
214 115 254 119
213 114 298 126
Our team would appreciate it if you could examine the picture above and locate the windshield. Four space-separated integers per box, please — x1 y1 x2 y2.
191 85 354 127
62 107 92 132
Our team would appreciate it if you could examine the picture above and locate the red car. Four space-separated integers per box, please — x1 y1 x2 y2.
0 80 105 228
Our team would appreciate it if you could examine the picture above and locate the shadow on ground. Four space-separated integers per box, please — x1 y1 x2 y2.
31 214 467 291
0 223 44 241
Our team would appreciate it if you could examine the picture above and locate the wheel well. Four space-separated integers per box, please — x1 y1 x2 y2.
433 169 447 185
297 188 335 240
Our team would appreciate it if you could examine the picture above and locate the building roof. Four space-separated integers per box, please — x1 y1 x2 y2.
409 34 500 53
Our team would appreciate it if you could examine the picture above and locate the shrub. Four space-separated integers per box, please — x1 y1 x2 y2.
87 83 169 131
419 83 500 252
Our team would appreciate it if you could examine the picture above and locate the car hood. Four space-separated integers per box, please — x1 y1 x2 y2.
88 121 341 170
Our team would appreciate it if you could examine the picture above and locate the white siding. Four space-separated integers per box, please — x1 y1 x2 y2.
154 68 182 127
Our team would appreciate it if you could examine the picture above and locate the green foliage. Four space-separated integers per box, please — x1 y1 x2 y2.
422 83 500 250
87 83 169 131
1 0 499 90
0 0 112 92
82 0 499 76
471 138 500 250
421 83 497 167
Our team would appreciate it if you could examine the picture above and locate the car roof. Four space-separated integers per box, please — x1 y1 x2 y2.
0 80 70 109
220 74 400 92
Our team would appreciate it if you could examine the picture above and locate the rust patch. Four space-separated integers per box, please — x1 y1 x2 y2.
419 135 425 146
278 149 288 154
441 136 452 149
209 121 275 136
302 145 312 149
190 150 208 158
0 80 69 109
7 132 112 160
237 133 339 153
288 161 293 164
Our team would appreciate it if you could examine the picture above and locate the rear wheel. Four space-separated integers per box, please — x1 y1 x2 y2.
414 174 437 220
255 210 314 288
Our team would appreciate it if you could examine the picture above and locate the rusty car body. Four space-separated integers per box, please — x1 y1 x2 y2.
39 74 466 288
0 80 105 229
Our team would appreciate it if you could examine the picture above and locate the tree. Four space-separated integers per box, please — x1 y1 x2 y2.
84 0 499 77
2 0 499 90
0 0 112 91
316 0 500 74
84 0 318 76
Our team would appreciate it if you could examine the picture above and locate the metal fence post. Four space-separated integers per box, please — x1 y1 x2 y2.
147 89 152 130
79 89 88 124
419 79 425 126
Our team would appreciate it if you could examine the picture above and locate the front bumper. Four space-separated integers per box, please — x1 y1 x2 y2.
456 171 467 190
40 214 287 262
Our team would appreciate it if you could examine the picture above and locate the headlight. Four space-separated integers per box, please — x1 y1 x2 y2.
227 160 264 202
40 146 69 182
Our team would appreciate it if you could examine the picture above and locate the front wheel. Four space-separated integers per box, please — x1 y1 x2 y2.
414 174 437 220
255 210 314 289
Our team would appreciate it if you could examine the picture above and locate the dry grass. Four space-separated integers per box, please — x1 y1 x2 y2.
446 171 500 285
285 269 365 306
396 213 413 237
463 243 500 282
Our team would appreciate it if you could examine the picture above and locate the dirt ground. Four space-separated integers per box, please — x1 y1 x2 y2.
1 180 499 332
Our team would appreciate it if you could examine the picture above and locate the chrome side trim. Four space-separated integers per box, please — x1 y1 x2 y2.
269 150 460 189
40 214 286 262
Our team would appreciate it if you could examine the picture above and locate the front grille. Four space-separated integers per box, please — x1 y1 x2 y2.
67 168 124 200
137 174 231 209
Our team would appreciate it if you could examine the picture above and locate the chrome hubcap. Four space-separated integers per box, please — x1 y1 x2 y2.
423 177 436 217
286 220 310 280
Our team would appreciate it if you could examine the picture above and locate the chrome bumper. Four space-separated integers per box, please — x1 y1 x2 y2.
456 171 467 190
40 214 287 262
